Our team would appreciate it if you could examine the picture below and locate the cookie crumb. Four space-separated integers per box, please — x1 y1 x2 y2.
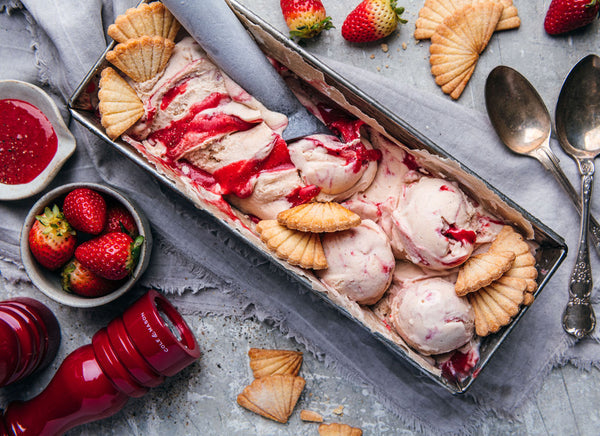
381 43 389 53
300 409 324 422
370 54 375 59
332 405 344 415
402 42 408 50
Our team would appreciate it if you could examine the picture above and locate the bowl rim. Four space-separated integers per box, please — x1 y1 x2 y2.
20 182 153 308
0 79 77 201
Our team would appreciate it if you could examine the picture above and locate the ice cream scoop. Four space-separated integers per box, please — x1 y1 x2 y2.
387 177 479 269
390 277 474 355
318 220 395 305
288 134 379 202
161 0 329 141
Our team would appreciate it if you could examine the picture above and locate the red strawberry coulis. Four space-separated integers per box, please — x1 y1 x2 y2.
156 99 322 203
0 99 57 185
212 136 296 198
160 81 189 111
148 92 255 161
440 348 480 382
286 184 321 207
443 225 477 245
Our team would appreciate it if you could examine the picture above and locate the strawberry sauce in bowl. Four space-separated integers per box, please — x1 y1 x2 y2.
0 80 76 200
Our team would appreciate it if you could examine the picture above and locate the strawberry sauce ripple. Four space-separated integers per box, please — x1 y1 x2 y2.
148 92 253 159
443 225 477 245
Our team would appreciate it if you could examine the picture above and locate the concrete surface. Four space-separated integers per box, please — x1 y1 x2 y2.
2 1 600 435
2 280 600 436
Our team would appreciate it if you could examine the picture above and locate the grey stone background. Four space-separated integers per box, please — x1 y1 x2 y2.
1 1 600 435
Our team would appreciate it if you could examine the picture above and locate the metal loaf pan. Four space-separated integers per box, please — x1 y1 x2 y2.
68 0 567 394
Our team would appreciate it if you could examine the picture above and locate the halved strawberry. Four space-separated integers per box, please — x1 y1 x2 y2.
61 258 120 297
62 188 107 235
281 0 334 39
342 0 406 43
28 205 77 270
75 232 144 280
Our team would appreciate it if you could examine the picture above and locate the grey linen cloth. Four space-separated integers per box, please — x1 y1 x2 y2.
1 0 599 434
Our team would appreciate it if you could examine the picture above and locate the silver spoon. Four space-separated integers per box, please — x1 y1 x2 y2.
556 55 600 338
485 66 600 257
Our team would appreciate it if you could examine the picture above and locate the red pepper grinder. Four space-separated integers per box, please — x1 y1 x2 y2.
0 290 201 436
0 297 61 388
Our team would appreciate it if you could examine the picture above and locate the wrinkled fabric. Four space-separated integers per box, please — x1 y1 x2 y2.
0 1 598 435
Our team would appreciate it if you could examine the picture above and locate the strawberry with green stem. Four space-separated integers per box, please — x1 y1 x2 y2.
544 0 600 35
61 259 120 297
75 232 144 281
281 0 334 39
103 203 137 236
342 0 407 43
28 205 77 270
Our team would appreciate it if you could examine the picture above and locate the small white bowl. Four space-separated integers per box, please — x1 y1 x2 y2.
20 183 153 308
0 80 76 200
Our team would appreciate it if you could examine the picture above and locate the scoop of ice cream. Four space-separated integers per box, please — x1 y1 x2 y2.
128 37 287 163
228 168 318 220
386 177 479 269
343 135 421 224
390 277 474 355
317 219 395 305
288 134 378 202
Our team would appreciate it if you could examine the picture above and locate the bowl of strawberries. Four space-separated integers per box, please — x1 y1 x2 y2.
20 182 152 307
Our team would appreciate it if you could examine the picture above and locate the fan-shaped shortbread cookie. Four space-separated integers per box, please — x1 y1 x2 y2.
277 202 361 233
106 35 174 83
319 423 363 436
468 276 525 336
429 2 503 99
98 67 144 139
455 250 515 296
490 226 538 303
256 220 328 270
108 2 180 43
248 348 303 378
300 409 324 422
415 0 520 40
237 375 306 424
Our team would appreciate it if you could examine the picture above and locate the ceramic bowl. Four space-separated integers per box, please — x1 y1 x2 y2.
20 183 153 308
0 80 76 200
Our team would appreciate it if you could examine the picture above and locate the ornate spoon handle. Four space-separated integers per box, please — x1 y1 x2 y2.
563 159 596 338
534 146 600 256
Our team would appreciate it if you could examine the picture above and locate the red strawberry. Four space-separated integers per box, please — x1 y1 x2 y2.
103 204 137 236
342 0 406 43
62 188 107 235
545 0 600 35
75 232 144 280
28 205 77 270
61 259 120 297
281 0 334 39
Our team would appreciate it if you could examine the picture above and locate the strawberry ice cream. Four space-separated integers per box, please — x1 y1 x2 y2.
385 177 482 269
103 30 532 379
317 220 395 305
390 277 474 355
123 37 378 220
288 133 378 202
